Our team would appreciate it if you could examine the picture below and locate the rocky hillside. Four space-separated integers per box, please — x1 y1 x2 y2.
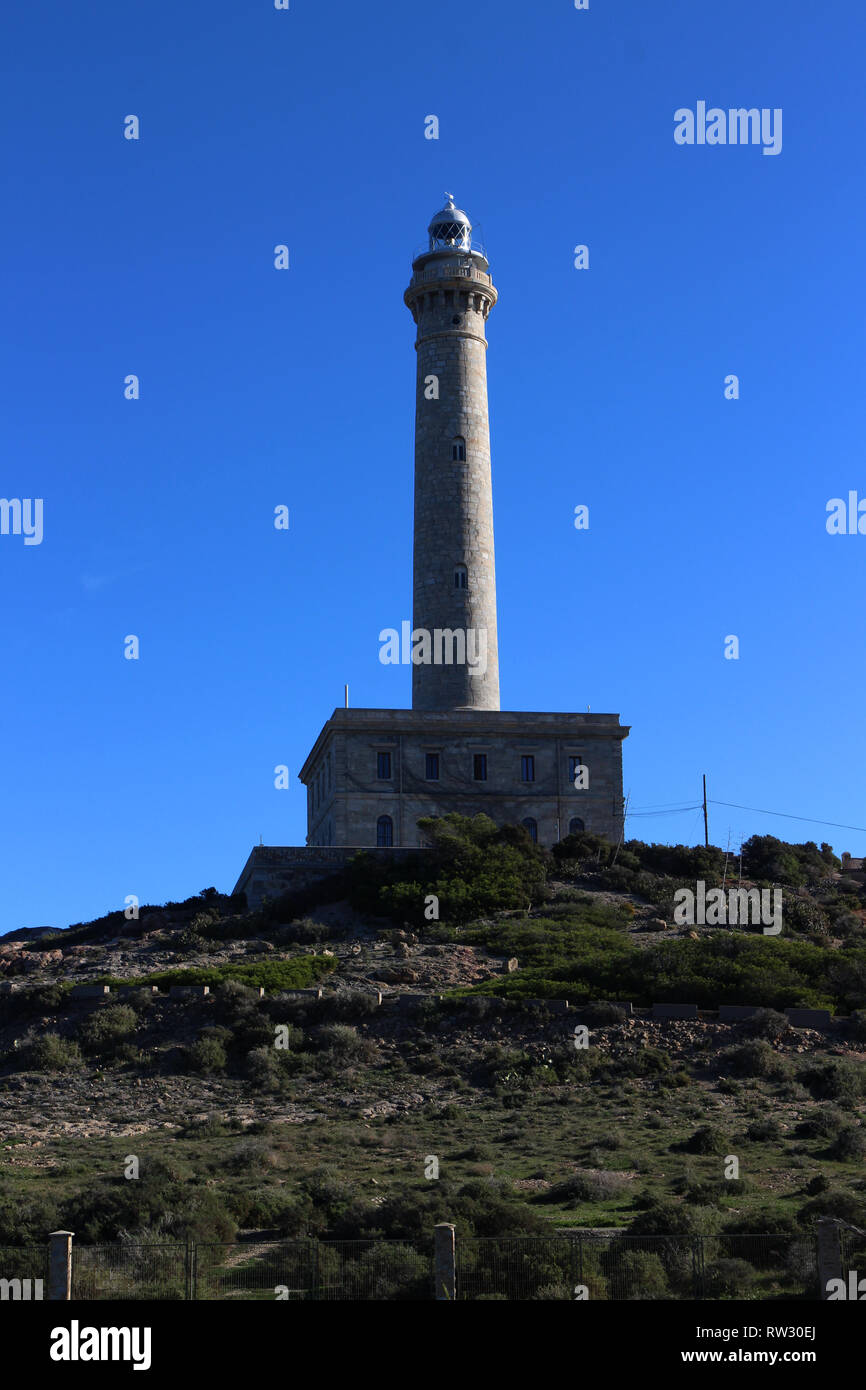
1 820 865 1251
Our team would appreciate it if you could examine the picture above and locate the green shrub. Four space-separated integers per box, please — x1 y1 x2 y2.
314 1024 379 1064
77 1004 138 1056
745 1117 782 1142
797 1058 864 1103
243 1045 299 1091
226 1138 275 1174
740 836 833 887
550 831 614 869
348 813 548 926
25 1033 83 1072
805 1174 830 1195
681 1125 729 1155
62 1172 237 1244
120 987 158 1014
452 1143 495 1163
627 1198 722 1238
719 1041 788 1080
185 1036 227 1074
226 1187 317 1236
827 1127 866 1160
783 899 832 937
798 1191 866 1227
0 1192 60 1244
541 1171 628 1205
704 1257 758 1297
741 1009 790 1040
616 1249 670 1300
794 1106 846 1139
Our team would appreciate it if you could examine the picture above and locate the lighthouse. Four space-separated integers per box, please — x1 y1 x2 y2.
235 196 629 903
404 195 500 712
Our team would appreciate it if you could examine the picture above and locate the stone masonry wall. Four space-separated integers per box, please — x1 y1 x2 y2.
300 709 628 849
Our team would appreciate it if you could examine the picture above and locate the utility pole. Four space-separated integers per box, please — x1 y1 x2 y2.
702 774 709 848
722 829 731 891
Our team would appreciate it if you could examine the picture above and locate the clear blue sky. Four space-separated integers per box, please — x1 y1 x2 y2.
1 0 864 932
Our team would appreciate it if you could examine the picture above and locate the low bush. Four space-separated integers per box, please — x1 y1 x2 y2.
718 1042 788 1080
24 1033 83 1072
745 1117 782 1142
740 1009 790 1040
541 1171 629 1205
76 1005 138 1057
794 1107 846 1139
797 1058 864 1104
680 1125 730 1156
704 1257 758 1297
313 1024 379 1064
826 1127 866 1160
185 1037 227 1074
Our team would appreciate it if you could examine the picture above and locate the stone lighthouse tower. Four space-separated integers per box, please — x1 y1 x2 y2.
235 195 630 900
404 196 500 712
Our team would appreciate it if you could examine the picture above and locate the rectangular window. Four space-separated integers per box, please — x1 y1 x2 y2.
376 751 392 780
473 754 487 781
569 755 585 782
425 753 440 780
521 755 535 783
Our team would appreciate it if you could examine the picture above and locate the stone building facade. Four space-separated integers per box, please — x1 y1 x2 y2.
234 197 629 898
299 707 626 850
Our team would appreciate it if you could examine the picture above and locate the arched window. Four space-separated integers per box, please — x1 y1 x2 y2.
453 564 467 590
522 817 538 844
451 436 466 462
376 815 394 847
568 817 585 836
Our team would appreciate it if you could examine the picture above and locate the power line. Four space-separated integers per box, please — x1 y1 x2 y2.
708 800 866 835
628 799 702 811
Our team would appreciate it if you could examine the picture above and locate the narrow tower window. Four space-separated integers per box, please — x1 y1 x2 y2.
521 755 535 783
473 754 487 781
376 816 394 847
376 751 392 780
522 817 538 843
425 753 440 780
453 564 467 590
451 437 466 462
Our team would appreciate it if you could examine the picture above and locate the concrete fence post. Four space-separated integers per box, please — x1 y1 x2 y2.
816 1219 843 1299
434 1222 456 1301
48 1231 74 1301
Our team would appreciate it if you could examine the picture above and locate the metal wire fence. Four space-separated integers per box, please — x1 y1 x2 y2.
0 1228 849 1301
72 1243 190 1300
193 1238 433 1300
839 1225 866 1294
456 1233 822 1301
64 1238 434 1300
